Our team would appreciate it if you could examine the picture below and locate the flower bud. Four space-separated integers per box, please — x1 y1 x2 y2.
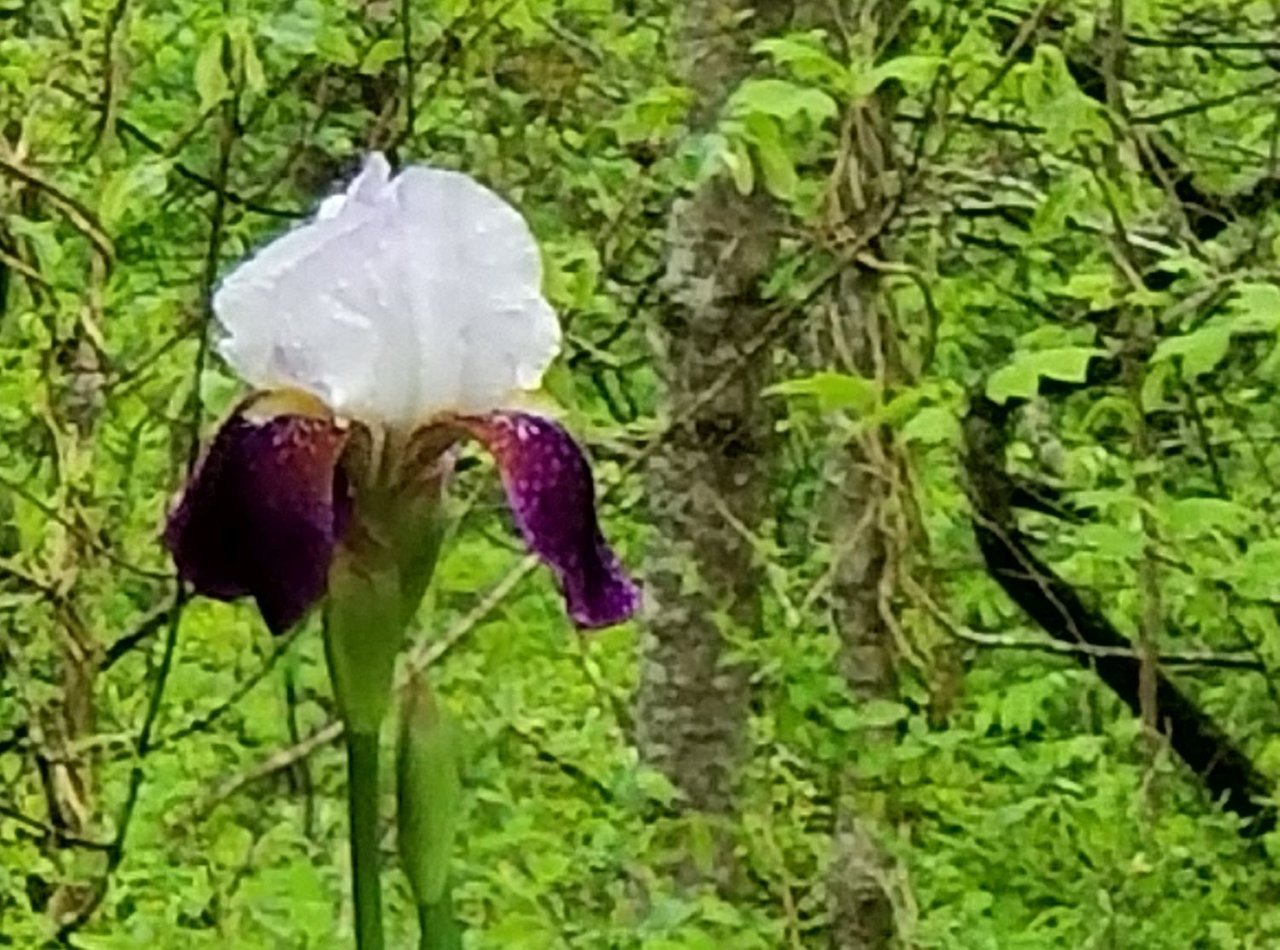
397 673 462 907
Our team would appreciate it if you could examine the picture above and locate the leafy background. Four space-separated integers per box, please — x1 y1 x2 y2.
4 0 1280 946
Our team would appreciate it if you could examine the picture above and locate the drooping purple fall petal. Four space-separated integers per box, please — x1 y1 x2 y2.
460 412 639 629
164 407 351 634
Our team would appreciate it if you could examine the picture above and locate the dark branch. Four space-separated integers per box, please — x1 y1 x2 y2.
963 393 1276 834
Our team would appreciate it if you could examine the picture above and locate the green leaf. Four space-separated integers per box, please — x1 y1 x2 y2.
1020 324 1097 349
830 707 859 731
1154 287 1280 380
860 700 910 728
194 33 228 110
315 25 359 67
1140 361 1171 410
98 159 170 229
7 215 62 270
240 34 266 93
999 681 1046 733
753 32 849 87
729 77 838 123
1076 523 1143 560
987 347 1102 403
1234 539 1280 601
693 132 730 183
611 83 691 143
721 137 755 195
852 55 941 98
1229 282 1280 332
766 371 879 412
688 815 716 877
1164 497 1249 537
900 406 959 445
752 133 797 200
633 767 679 805
1020 46 1110 148
1152 325 1232 378
874 388 927 428
1061 270 1117 308
360 38 403 75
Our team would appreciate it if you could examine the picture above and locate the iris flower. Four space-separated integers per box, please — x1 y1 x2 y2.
164 152 639 642
162 154 639 948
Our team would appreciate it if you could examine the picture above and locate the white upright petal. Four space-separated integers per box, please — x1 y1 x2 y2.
213 153 561 425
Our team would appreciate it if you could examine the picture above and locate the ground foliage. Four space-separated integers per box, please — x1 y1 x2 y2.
3 0 1280 946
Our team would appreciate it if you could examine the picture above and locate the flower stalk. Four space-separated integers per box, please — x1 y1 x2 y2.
416 896 462 950
326 548 399 950
324 437 450 949
345 729 385 950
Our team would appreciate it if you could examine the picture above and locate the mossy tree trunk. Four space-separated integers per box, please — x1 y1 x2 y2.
635 0 787 866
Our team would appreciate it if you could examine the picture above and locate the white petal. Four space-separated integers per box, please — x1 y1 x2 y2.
315 154 391 221
214 153 561 425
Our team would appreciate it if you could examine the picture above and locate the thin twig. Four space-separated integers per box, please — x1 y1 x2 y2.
0 156 115 261
1132 77 1280 125
0 803 113 852
198 720 343 816
906 576 1264 671
99 602 176 671
0 248 52 293
1124 32 1280 51
155 626 304 749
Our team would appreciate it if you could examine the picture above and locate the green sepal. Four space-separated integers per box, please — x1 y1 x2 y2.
324 538 404 734
324 470 447 734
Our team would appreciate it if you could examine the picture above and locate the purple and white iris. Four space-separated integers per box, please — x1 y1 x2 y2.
164 154 639 635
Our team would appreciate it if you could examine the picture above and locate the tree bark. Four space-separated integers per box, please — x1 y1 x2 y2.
819 274 898 950
635 0 786 833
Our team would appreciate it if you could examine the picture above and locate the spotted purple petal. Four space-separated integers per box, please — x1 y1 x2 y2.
164 404 351 634
460 412 639 629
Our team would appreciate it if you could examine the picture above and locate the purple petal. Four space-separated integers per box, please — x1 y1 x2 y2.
164 406 350 634
461 412 639 629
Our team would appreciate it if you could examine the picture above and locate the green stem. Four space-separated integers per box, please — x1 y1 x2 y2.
417 892 462 950
346 729 384 950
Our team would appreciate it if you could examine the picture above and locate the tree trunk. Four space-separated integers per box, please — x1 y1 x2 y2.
635 0 785 840
821 274 899 948
801 3 908 945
